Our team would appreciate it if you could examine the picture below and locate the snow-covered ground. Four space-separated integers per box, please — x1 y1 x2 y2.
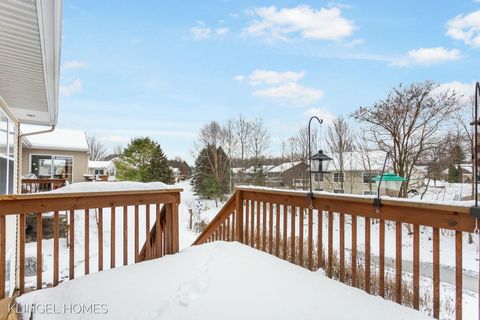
17 242 430 320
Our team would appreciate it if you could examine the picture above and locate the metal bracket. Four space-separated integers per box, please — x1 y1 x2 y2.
307 192 314 209
470 206 480 218
373 198 382 210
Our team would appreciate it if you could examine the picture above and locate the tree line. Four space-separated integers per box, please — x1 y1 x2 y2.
192 81 473 201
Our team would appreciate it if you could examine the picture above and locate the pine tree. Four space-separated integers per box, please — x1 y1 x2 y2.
447 164 459 183
116 137 174 183
192 145 230 203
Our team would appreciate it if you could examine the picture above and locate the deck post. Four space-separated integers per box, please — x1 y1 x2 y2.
235 190 244 243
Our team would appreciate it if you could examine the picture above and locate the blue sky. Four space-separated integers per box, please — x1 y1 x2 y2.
58 1 480 164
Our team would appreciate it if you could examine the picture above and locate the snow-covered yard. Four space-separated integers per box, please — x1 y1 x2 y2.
17 241 431 320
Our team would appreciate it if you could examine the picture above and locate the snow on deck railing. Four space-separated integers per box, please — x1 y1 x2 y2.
195 187 478 320
0 184 182 299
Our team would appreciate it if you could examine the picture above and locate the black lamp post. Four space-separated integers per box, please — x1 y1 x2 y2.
307 116 332 209
470 82 480 224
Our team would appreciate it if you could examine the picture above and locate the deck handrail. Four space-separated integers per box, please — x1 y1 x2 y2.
0 188 181 298
194 186 477 320
21 178 67 194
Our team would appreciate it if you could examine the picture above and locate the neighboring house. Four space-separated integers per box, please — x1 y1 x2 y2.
87 160 117 181
21 127 89 184
266 161 309 189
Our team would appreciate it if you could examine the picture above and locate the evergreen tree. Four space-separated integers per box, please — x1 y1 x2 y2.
116 137 174 183
192 145 230 203
447 164 459 183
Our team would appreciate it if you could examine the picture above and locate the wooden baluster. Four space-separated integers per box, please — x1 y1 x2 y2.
283 205 287 260
365 217 371 293
53 211 59 286
327 211 333 278
124 205 128 265
339 212 345 282
85 209 90 275
317 210 323 269
413 224 420 309
269 203 273 254
433 227 440 318
19 214 25 293
37 213 43 289
395 221 402 304
290 206 296 264
262 202 267 251
146 205 151 259
351 214 357 287
250 200 255 247
455 231 462 320
379 218 385 297
275 204 280 257
0 215 5 298
111 206 116 268
69 210 75 280
256 202 260 249
98 208 103 271
245 200 249 244
155 204 161 258
308 208 313 270
227 215 231 241
134 205 139 262
299 208 304 267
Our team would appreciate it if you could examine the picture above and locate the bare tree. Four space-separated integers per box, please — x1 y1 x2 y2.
290 125 319 162
87 136 108 161
327 117 354 191
222 119 237 194
250 118 270 163
352 81 460 197
234 114 252 182
356 131 375 192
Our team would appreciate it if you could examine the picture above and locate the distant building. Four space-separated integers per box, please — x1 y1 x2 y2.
87 160 117 181
266 161 309 189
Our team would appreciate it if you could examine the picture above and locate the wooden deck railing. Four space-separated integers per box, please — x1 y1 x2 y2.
21 178 67 194
0 188 181 297
194 187 478 320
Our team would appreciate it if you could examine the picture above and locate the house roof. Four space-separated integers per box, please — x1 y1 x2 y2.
89 160 114 169
0 1 62 125
330 150 387 172
269 161 304 173
23 126 88 152
245 164 275 174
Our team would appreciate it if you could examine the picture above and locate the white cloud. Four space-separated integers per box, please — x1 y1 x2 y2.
304 107 335 125
190 23 212 40
62 60 88 70
216 27 229 35
237 69 323 106
60 79 82 97
433 81 475 103
244 5 355 41
249 70 305 85
446 10 480 47
253 82 324 105
391 47 461 67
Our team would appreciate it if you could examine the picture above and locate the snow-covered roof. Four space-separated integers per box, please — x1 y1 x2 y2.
330 150 387 172
231 167 243 174
23 126 89 152
170 167 180 174
245 164 275 174
269 161 304 173
89 160 114 169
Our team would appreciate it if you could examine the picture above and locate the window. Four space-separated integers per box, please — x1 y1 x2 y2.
363 190 378 196
314 188 324 191
0 112 16 195
334 189 344 194
363 172 380 184
333 172 344 183
95 169 105 175
31 155 73 183
297 172 303 178
313 173 324 182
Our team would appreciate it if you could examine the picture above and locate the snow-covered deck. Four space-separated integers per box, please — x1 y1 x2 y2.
17 242 430 320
